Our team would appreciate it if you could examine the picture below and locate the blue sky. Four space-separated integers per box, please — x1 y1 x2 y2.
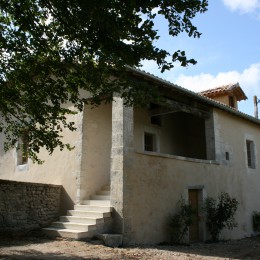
141 0 260 116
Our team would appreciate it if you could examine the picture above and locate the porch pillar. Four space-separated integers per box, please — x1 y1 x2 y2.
205 110 216 160
110 96 134 238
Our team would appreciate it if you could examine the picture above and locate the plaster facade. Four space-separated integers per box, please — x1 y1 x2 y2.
120 107 260 244
213 95 238 109
78 103 112 202
0 107 82 213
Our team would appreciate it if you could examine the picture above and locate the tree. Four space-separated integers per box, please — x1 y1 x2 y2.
0 0 208 162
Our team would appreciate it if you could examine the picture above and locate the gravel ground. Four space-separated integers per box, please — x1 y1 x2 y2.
0 233 260 259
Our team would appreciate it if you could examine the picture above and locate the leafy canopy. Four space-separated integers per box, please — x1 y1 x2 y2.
0 0 208 162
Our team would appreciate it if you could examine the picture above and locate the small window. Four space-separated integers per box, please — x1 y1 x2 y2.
151 116 162 126
17 132 29 165
225 152 230 161
229 96 235 108
246 140 256 169
144 132 156 152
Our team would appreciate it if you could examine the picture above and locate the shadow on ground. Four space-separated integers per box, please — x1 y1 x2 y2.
1 234 260 260
0 250 98 260
132 237 260 259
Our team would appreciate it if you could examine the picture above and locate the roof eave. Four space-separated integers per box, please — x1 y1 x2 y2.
126 66 260 126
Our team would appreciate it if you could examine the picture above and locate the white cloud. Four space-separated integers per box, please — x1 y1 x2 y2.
222 0 260 13
166 63 260 116
168 63 260 96
140 60 159 73
167 63 260 116
140 62 260 115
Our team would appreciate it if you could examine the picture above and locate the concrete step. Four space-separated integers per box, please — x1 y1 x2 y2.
43 184 112 240
90 195 110 200
60 216 104 224
74 205 112 212
67 210 111 218
43 227 95 240
51 221 96 231
82 200 111 206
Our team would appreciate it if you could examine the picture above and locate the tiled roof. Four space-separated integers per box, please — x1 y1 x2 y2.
199 83 247 101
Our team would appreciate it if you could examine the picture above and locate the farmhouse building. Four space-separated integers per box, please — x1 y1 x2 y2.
0 67 259 244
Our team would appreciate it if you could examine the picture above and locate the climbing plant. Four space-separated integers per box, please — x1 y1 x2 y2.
252 211 260 232
168 198 194 244
203 192 238 242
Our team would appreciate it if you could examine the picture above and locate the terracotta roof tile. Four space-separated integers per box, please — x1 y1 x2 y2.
199 83 247 101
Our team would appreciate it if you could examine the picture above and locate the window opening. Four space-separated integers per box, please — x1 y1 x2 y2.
17 132 29 165
225 152 230 161
246 140 256 169
229 96 235 108
144 132 156 152
151 116 161 126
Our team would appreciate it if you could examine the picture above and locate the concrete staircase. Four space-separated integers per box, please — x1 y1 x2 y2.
43 185 112 240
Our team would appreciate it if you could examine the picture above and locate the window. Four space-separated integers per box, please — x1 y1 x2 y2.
246 140 256 169
225 152 230 161
144 132 156 152
17 132 29 165
151 116 162 126
229 96 235 108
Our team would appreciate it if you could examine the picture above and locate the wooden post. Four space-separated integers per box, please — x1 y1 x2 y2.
254 95 258 119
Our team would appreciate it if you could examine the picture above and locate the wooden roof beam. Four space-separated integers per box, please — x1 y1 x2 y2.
150 99 210 119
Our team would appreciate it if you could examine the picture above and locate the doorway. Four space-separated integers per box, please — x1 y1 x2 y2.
188 189 201 242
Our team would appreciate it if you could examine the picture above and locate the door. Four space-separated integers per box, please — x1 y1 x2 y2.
189 189 200 242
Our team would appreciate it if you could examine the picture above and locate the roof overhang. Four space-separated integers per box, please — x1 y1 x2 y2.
126 66 260 126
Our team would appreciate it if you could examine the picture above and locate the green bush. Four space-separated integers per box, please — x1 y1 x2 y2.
203 192 238 242
168 198 194 244
252 211 260 232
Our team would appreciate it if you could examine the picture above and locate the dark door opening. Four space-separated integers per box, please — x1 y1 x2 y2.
189 189 200 243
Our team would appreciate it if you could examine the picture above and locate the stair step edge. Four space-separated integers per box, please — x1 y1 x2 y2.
52 221 95 226
82 200 111 204
68 210 111 213
74 205 113 210
60 216 102 219
43 227 89 233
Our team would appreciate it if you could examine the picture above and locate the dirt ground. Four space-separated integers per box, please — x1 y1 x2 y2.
1 233 260 260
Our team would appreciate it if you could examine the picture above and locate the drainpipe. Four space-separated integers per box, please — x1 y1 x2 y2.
254 96 259 119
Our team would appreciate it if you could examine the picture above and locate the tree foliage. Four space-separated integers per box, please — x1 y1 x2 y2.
0 0 208 161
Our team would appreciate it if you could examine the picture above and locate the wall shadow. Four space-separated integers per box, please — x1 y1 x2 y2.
60 187 75 215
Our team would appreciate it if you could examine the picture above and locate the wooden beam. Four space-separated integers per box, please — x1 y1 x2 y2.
149 107 180 117
150 99 210 119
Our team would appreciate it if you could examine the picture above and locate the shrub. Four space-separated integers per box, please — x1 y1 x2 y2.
252 211 260 232
168 198 194 244
203 192 238 242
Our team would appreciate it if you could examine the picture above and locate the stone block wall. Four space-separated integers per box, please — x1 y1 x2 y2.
0 179 61 234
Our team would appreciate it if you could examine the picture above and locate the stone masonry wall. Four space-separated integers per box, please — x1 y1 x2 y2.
0 179 61 234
